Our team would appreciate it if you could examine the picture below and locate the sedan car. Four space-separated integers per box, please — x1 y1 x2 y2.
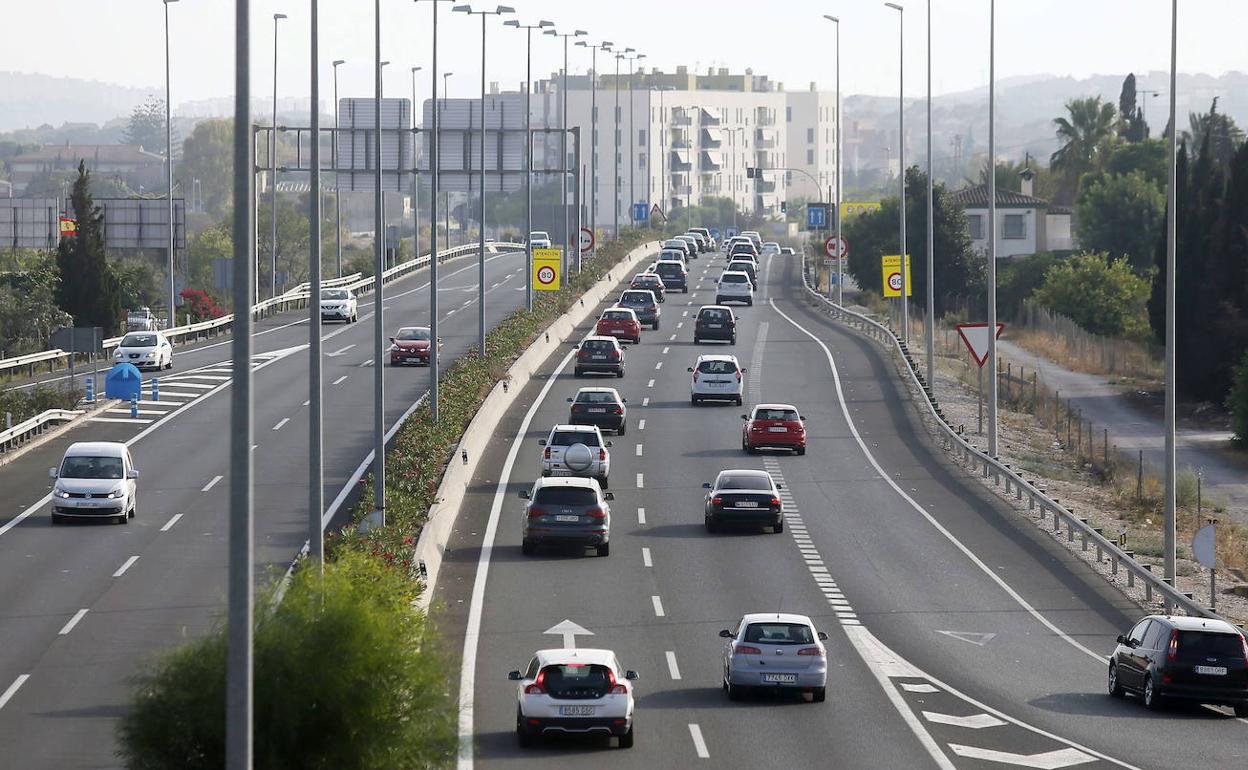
596 308 642 344
629 272 666 302
761 241 782 256
574 336 626 378
49 441 139 524
113 332 173 371
1108 615 1248 714
616 289 660 330
742 404 807 455
703 469 784 533
653 261 688 293
693 305 736 344
388 326 440 366
674 235 701 258
689 354 745 405
715 271 754 306
539 424 611 487
568 387 628 434
510 647 637 747
519 477 614 557
320 288 358 323
720 613 828 702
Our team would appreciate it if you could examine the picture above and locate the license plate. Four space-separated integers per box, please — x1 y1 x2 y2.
589 408 606 413
558 705 597 716
733 501 758 508
1196 665 1228 676
762 673 797 684
706 323 722 328
768 426 788 433
551 469 574 477
555 514 580 522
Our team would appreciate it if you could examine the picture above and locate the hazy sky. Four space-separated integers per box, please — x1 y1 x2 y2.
6 0 1245 108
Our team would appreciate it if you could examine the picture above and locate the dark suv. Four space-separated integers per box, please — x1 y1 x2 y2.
573 336 625 378
617 290 661 329
653 261 688 293
694 306 737 344
1108 615 1248 714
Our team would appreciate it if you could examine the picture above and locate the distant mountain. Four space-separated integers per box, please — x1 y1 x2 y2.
0 71 158 133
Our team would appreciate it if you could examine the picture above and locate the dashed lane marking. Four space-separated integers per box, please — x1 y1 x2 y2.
636 473 644 488
666 651 682 680
112 556 140 578
641 547 652 567
635 444 643 457
688 724 710 759
0 675 30 711
161 513 183 531
651 595 665 617
58 609 88 636
272 418 290 431
637 507 646 525
202 475 223 492
638 419 646 430
332 375 348 386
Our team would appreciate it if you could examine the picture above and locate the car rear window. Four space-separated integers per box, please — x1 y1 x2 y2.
621 292 651 304
539 664 614 698
699 309 730 322
717 474 771 490
697 360 738 374
1177 631 1245 658
754 408 799 421
575 391 617 404
743 623 814 645
533 487 599 506
721 273 748 283
61 455 124 480
581 339 615 352
602 310 632 321
657 263 683 275
551 431 602 447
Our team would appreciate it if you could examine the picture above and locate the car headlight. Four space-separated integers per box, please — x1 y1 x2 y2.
54 487 71 499
114 351 124 358
107 489 125 499
145 352 157 358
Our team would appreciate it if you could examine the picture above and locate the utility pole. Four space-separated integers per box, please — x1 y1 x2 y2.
270 12 287 299
577 39 611 257
1163 0 1178 607
163 0 179 329
925 0 935 393
332 59 345 277
308 0 324 574
885 2 907 343
987 0 999 457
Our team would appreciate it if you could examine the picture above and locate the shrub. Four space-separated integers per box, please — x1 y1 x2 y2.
1031 251 1151 337
0 384 82 422
1229 351 1248 448
116 552 456 769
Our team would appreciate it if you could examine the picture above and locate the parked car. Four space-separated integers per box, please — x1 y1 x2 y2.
688 354 745 405
716 271 754 306
509 647 637 746
653 261 688 293
49 442 139 525
529 230 552 249
389 326 440 366
538 424 612 487
1108 615 1248 714
568 387 628 434
518 477 614 557
596 308 642 344
574 336 626 378
113 332 173 370
320 288 358 323
629 272 666 302
720 613 828 701
616 289 661 329
742 404 807 454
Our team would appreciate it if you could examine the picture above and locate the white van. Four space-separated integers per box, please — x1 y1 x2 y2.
49 442 139 524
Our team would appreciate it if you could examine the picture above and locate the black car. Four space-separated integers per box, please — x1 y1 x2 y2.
694 306 737 344
573 336 625 378
1108 615 1248 714
654 261 688 293
702 469 784 533
617 289 661 328
568 387 628 434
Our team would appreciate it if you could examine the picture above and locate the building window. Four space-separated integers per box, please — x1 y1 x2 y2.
807 149 815 165
638 153 646 169
592 106 598 122
807 128 815 143
968 214 984 240
1003 213 1027 239
615 128 621 145
638 129 646 146
786 106 792 123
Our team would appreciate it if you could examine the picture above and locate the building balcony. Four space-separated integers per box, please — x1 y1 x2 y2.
699 108 721 126
671 112 693 126
699 152 721 171
755 108 776 127
670 137 692 149
699 128 721 148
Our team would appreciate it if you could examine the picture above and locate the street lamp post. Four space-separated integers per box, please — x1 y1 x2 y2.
507 18 555 311
987 0 999 458
613 48 631 238
456 4 515 356
885 2 907 343
270 12 286 299
332 59 345 278
625 51 645 225
1163 0 1178 606
163 0 179 330
823 14 840 304
442 71 453 247
546 27 587 277
411 65 422 263
308 0 324 572
577 39 612 258
925 0 935 393
369 3 386 528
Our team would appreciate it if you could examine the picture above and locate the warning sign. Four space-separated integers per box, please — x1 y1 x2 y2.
533 248 562 291
956 323 1005 368
881 254 912 298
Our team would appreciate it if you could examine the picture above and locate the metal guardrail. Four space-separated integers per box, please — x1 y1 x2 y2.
0 243 524 380
0 409 84 454
798 270 1220 622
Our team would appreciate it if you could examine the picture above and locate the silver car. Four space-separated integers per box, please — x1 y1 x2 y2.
720 612 829 702
539 424 612 487
519 477 614 557
49 441 139 524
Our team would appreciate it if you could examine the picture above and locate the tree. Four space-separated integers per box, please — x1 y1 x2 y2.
178 119 233 217
112 261 161 310
1229 352 1248 447
844 166 984 317
55 161 122 332
1075 171 1165 273
123 97 174 156
0 252 72 355
186 222 233 293
1185 98 1245 174
1104 139 1167 187
1033 252 1150 337
1118 73 1149 142
1050 97 1118 203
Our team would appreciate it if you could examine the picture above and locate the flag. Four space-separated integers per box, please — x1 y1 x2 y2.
58 216 77 235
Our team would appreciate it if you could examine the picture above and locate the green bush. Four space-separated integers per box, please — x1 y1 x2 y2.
117 552 456 770
1032 251 1151 337
0 384 82 422
1229 351 1248 448
997 252 1063 319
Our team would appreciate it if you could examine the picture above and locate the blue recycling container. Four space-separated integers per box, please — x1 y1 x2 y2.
104 362 143 402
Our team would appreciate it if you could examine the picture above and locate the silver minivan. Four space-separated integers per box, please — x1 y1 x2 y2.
49 442 139 524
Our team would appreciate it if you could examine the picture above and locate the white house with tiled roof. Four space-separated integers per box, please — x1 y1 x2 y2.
950 168 1074 258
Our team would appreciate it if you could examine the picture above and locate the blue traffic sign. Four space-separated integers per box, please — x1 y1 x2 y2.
807 203 829 229
632 202 649 222
709 228 721 240
726 228 739 240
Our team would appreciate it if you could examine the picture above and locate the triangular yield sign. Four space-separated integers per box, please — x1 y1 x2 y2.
955 323 1005 368
649 203 667 223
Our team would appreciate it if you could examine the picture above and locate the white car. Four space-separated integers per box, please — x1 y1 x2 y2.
509 648 637 748
113 331 173 370
529 230 552 249
320 288 358 323
741 231 763 249
761 241 781 256
659 248 688 265
720 613 829 702
539 424 612 488
49 441 139 524
715 271 754 306
689 353 746 405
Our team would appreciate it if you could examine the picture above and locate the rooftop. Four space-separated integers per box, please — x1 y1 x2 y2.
948 184 1050 209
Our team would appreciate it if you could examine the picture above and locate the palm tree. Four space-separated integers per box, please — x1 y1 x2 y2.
1184 97 1245 172
1050 96 1118 202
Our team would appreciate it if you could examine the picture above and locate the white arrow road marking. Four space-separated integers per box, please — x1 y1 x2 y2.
900 682 940 694
544 619 593 650
327 344 356 357
936 630 997 647
947 745 1096 769
921 711 1006 729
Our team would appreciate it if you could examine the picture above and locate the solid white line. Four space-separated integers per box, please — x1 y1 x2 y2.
637 507 646 525
332 375 348 385
636 473 644 488
0 675 30 711
112 556 140 578
272 417 290 431
638 419 646 430
148 390 200 398
635 444 643 456
651 595 665 617
202 474 223 492
58 609 89 635
89 417 153 424
688 723 709 759
157 381 214 389
105 408 168 416
666 651 682 680
160 513 183 532
641 547 652 567
136 399 187 406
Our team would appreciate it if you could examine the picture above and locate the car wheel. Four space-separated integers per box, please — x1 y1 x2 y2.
691 396 699 405
730 335 737 345
617 421 626 436
616 368 625 379
516 707 533 748
747 298 753 306
1143 675 1165 710
117 514 128 525
1235 703 1248 718
598 475 609 490
726 680 743 701
574 368 583 378
735 396 743 406
694 336 700 344
773 519 784 534
796 446 806 456
521 540 535 556
812 687 827 703
618 725 634 749
705 514 717 533
715 297 723 305
684 287 689 294
634 336 642 344
653 320 660 330
51 513 63 525
1107 663 1125 699
596 543 610 557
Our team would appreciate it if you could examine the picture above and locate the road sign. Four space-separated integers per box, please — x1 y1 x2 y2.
649 203 667 223
881 254 912 298
807 203 829 230
956 323 1006 368
709 227 721 240
825 235 848 261
1193 524 1216 568
577 227 595 253
726 227 739 240
533 248 562 291
632 202 649 222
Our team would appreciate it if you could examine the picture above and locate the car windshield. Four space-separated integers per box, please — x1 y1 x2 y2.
395 328 431 341
743 622 814 645
621 293 651 305
602 311 633 321
657 264 683 275
580 339 615 352
1177 631 1245 657
121 334 157 347
550 430 602 447
718 474 772 490
539 664 614 698
721 274 747 283
698 360 738 374
754 408 799 421
321 289 348 300
699 309 730 322
576 391 618 404
530 231 549 240
61 455 124 480
533 487 599 505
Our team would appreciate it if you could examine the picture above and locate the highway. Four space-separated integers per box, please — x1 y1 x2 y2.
438 249 1248 768
0 249 528 768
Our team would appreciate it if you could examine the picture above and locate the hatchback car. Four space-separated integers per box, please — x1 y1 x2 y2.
761 241 782 256
674 235 701 258
49 442 139 524
539 424 612 487
320 288 358 323
653 261 688 293
113 332 173 371
727 260 758 289
662 238 695 260
688 227 714 250
1108 615 1248 714
741 231 763 249
568 387 628 434
729 243 760 262
617 289 660 329
509 647 637 747
629 272 666 302
519 477 614 556
703 469 784 533
596 308 642 344
389 326 440 366
528 230 552 249
693 306 737 344
574 336 626 378
689 354 745 405
720 613 828 702
683 231 708 253
716 271 754 306
742 403 807 455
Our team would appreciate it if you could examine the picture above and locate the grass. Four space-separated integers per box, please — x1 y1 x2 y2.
1009 328 1162 383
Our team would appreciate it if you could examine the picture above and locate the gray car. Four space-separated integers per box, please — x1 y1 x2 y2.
720 612 829 702
520 477 614 557
617 290 660 329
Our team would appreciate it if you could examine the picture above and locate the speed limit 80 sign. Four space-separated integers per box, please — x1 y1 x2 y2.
533 248 562 291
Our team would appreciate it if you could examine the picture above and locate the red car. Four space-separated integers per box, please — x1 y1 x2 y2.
389 326 440 366
741 403 807 455
595 308 642 344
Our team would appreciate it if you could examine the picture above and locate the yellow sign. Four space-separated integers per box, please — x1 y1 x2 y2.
840 201 882 220
533 248 563 291
881 254 912 298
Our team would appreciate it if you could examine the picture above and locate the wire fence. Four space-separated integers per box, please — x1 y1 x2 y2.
1013 300 1162 381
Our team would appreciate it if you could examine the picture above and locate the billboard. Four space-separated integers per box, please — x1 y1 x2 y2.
0 199 58 250
0 198 184 250
337 97 414 193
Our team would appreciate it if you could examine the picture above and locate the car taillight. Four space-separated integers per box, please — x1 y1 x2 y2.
598 448 607 461
693 370 700 382
711 496 723 506
734 644 761 656
585 507 606 519
526 670 547 694
770 497 782 507
610 351 620 360
605 668 627 694
543 447 551 459
735 370 742 382
1167 628 1179 662
527 506 547 518
797 647 824 657
610 406 622 414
